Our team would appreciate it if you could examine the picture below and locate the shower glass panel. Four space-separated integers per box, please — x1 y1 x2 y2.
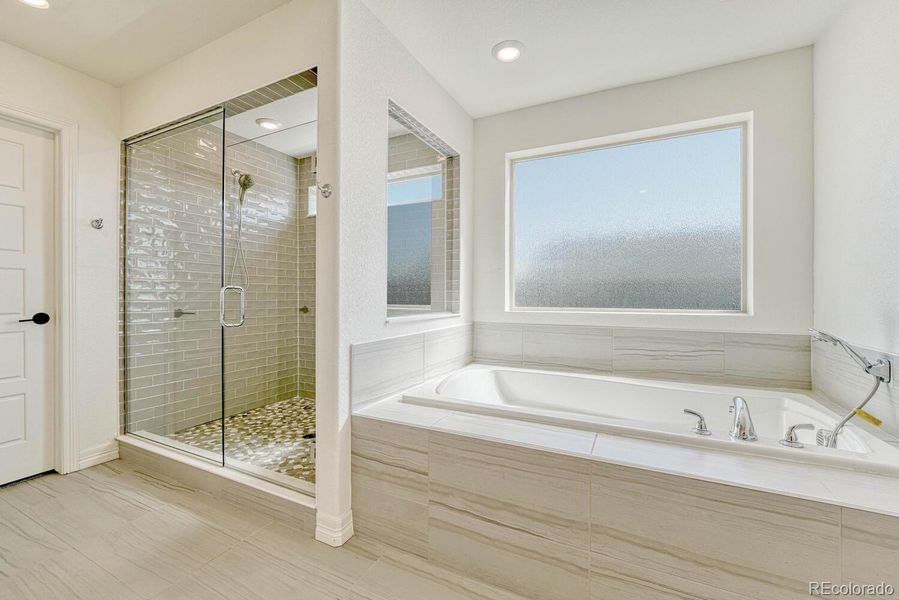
123 110 226 464
220 99 318 487
123 69 319 492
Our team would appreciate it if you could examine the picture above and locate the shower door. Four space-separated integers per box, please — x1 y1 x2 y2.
123 109 227 464
218 113 317 489
124 69 318 489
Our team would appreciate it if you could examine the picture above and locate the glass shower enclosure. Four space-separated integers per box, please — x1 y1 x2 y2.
122 70 318 492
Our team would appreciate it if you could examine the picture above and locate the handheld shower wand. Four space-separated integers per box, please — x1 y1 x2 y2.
229 169 254 290
809 329 891 448
235 171 254 197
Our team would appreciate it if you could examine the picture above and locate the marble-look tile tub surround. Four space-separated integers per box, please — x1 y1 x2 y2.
474 321 812 389
813 339 899 442
349 321 810 410
123 123 316 436
350 323 473 407
351 408 899 600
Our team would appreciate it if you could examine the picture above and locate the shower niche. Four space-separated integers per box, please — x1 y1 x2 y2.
122 69 318 493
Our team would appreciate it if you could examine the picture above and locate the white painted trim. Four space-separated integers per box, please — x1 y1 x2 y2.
79 440 119 470
0 101 79 475
315 509 354 546
386 311 461 324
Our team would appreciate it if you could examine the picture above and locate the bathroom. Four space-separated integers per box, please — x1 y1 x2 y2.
0 0 897 598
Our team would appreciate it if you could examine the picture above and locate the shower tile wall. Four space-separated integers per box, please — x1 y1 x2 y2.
445 152 460 313
295 156 316 399
224 136 315 417
124 124 314 436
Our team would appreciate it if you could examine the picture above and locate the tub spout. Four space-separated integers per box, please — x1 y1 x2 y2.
729 396 758 441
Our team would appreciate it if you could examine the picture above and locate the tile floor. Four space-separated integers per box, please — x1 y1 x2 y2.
0 460 532 600
169 397 316 483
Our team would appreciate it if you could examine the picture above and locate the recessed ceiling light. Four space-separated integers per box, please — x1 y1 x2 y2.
255 118 282 130
18 0 50 8
492 40 523 63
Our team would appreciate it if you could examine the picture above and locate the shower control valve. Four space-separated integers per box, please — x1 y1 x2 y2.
780 423 814 448
683 409 712 436
317 183 332 198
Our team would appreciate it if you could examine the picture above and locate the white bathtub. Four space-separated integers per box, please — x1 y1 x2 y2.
401 364 899 474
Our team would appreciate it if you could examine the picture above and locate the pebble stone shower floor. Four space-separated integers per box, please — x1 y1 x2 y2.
169 397 316 483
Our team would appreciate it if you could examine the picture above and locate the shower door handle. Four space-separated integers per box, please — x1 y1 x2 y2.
220 285 246 327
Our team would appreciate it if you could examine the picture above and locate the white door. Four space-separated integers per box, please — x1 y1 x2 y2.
0 117 55 485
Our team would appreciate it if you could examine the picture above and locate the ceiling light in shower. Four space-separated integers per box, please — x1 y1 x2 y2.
255 118 282 131
492 40 523 63
18 0 50 8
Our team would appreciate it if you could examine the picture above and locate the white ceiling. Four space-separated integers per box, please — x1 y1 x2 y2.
225 88 318 157
360 0 848 117
0 0 291 86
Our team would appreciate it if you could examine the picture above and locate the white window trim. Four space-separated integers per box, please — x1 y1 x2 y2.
504 112 754 316
387 163 443 183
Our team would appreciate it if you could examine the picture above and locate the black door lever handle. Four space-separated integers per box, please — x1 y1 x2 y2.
19 312 50 325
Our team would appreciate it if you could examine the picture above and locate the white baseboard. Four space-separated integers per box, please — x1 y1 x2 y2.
315 510 354 546
78 440 119 470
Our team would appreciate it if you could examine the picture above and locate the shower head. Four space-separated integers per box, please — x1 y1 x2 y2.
231 169 255 191
809 328 891 381
809 329 839 345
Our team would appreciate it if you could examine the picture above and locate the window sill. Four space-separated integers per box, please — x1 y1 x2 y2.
508 307 750 317
386 311 461 324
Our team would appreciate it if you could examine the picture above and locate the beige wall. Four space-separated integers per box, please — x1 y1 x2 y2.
337 0 474 347
334 0 475 541
811 1 899 440
813 1 899 355
0 40 121 468
473 48 814 334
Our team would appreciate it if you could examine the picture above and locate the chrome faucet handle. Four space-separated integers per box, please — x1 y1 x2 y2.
779 423 814 448
683 409 712 436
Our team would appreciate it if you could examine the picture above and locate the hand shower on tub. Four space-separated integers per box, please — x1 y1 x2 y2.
809 329 891 448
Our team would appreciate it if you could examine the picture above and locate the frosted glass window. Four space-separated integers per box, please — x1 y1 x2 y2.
511 125 744 311
387 174 442 306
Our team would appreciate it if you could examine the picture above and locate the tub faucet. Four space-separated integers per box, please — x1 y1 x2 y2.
809 329 891 448
729 396 758 441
